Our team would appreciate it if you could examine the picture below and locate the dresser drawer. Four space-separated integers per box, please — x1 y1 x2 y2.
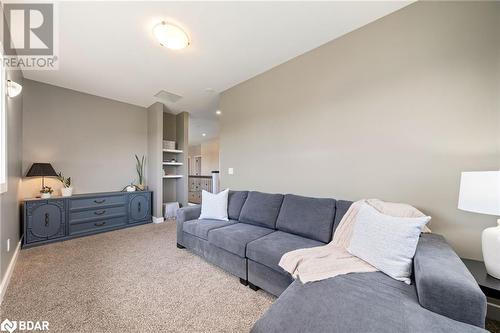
70 194 126 211
69 216 126 236
69 206 126 224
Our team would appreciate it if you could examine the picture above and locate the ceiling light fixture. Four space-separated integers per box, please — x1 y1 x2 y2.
215 110 222 115
153 21 190 50
7 80 22 97
202 133 206 137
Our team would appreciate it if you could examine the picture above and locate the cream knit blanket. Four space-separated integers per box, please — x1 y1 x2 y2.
278 199 430 283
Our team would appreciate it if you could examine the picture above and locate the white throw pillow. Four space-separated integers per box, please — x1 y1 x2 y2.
347 204 430 284
199 189 229 221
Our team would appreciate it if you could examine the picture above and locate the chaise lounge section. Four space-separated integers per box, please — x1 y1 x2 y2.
176 190 487 332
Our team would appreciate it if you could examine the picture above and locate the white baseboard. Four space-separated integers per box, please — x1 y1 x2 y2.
152 216 165 224
0 239 21 305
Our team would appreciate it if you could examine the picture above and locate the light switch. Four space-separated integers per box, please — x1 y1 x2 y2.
228 168 234 175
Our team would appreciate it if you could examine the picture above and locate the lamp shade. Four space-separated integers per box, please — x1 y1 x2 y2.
458 171 500 216
25 163 58 178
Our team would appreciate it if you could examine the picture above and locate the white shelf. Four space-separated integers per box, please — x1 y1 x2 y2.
162 162 183 166
163 175 183 179
163 149 183 154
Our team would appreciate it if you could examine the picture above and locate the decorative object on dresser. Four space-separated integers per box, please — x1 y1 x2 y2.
25 163 58 197
40 186 54 199
22 191 152 248
57 172 73 197
135 154 146 190
125 184 136 192
459 171 500 279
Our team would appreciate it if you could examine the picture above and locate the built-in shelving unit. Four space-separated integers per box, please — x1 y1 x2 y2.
162 162 183 166
147 102 189 219
163 149 183 154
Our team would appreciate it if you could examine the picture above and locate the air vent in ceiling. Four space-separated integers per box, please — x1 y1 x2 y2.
154 90 182 103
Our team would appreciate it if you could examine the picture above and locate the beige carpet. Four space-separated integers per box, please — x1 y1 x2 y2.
0 222 274 332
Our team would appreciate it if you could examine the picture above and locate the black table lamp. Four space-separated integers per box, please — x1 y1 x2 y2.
26 163 58 190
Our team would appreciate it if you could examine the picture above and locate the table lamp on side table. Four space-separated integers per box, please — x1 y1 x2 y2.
458 171 500 279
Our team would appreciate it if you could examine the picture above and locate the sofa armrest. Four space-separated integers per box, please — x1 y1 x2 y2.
414 234 486 328
176 205 201 246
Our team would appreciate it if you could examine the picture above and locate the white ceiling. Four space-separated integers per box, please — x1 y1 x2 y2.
23 1 412 143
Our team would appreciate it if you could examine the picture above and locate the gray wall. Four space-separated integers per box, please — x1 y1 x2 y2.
0 7 24 287
201 139 219 175
220 1 500 259
175 112 189 206
147 102 163 218
0 69 24 283
22 79 148 198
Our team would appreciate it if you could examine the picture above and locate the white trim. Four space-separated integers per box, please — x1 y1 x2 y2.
0 239 21 305
152 216 165 224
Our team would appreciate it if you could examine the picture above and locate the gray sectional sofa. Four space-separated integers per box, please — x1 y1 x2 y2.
176 191 487 332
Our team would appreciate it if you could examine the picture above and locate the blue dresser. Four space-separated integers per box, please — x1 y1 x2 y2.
22 191 152 248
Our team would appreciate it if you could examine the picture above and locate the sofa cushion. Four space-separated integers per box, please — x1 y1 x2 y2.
246 231 323 273
333 200 353 235
276 194 336 243
414 234 486 328
251 272 486 333
208 223 274 257
239 191 284 228
228 190 248 220
183 219 237 240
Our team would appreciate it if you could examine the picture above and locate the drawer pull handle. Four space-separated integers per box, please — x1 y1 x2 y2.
94 210 106 215
138 202 141 212
94 199 106 204
94 222 106 227
44 213 49 227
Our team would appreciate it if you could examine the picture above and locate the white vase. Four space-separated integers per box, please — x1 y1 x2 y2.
40 193 51 199
482 219 500 279
61 187 73 197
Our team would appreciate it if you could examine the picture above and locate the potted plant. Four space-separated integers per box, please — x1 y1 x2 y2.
40 186 53 199
57 172 73 197
135 154 145 190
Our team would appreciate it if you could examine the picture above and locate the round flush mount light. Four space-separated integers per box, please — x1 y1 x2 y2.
202 133 206 137
215 110 222 115
153 21 190 50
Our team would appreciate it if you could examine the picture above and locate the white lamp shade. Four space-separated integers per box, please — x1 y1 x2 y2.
458 171 500 216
